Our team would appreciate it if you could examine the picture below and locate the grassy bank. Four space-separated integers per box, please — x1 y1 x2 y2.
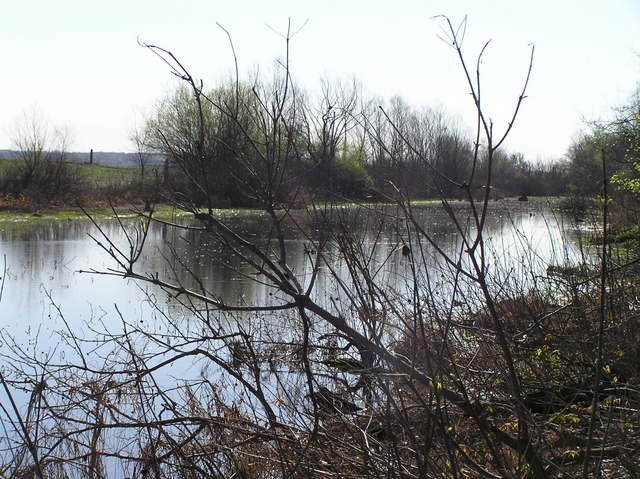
67 161 142 183
0 196 560 225
0 158 142 182
0 203 191 225
0 157 169 211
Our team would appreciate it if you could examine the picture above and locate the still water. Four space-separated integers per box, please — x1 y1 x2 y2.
0 200 583 367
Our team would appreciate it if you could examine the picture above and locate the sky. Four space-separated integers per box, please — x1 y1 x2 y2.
1 0 638 162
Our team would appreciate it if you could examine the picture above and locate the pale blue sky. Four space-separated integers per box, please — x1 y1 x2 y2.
1 0 638 161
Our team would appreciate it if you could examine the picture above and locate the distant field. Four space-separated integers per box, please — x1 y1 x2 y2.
0 157 143 182
0 158 15 175
68 162 141 182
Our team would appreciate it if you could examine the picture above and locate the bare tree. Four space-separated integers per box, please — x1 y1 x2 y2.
13 108 50 189
8 109 77 203
301 78 362 189
130 122 152 182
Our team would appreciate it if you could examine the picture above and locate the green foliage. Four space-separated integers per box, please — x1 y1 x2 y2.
568 85 639 197
68 162 139 182
611 224 640 243
333 145 372 197
610 91 640 194
567 134 606 195
146 82 294 207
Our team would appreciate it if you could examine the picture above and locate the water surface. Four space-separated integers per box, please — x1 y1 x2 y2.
0 200 582 366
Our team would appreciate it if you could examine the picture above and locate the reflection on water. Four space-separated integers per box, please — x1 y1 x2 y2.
0 201 594 478
0 201 582 361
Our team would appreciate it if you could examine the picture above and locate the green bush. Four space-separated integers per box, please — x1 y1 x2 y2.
333 147 372 198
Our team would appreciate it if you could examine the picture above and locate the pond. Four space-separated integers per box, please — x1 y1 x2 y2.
0 199 593 477
0 199 585 369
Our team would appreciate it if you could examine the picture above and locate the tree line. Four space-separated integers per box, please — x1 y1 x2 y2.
565 86 640 200
9 78 639 211
142 78 569 208
0 79 583 210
